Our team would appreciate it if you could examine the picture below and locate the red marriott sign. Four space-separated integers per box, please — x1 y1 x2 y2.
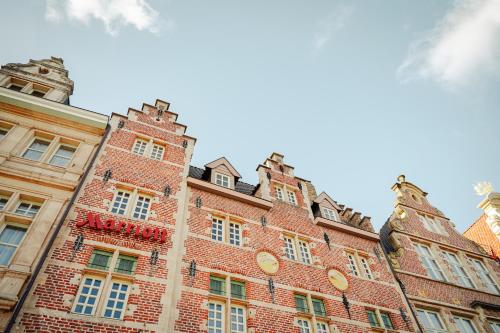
76 212 167 243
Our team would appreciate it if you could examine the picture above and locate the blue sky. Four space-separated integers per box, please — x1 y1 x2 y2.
2 0 499 232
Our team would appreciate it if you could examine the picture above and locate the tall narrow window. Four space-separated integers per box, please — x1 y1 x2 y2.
0 226 27 265
133 195 150 220
416 309 446 333
312 298 326 317
215 173 230 188
208 302 224 333
22 138 50 161
454 316 477 333
150 144 164 160
443 252 474 288
470 258 499 294
347 254 359 276
49 145 76 167
132 139 148 155
297 319 312 333
294 294 309 313
211 218 224 242
284 236 296 260
366 310 380 327
380 313 394 329
73 277 103 315
111 191 130 216
414 243 446 281
229 222 241 246
0 125 10 140
14 202 41 218
275 187 284 201
287 190 297 205
360 257 373 279
298 240 311 264
102 282 130 319
230 306 246 333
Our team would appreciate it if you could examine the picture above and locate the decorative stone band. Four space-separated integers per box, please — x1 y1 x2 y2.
76 212 168 243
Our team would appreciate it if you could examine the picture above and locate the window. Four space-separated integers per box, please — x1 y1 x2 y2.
150 144 164 160
414 243 446 281
132 195 150 220
0 225 27 265
322 207 338 221
275 186 284 201
284 236 311 264
418 214 446 235
295 294 309 313
0 196 9 211
73 249 134 319
381 313 394 329
366 310 380 327
208 276 247 333
208 302 224 333
110 191 131 216
297 319 312 333
442 252 474 288
360 257 373 279
0 124 11 140
22 138 50 161
49 145 76 167
115 254 137 275
316 322 329 333
453 316 477 333
416 309 446 333
73 277 103 316
287 190 297 205
14 201 41 218
312 298 326 317
215 173 230 188
132 139 148 155
8 83 24 92
211 217 242 246
346 252 373 279
489 321 500 333
31 89 46 98
347 254 359 276
469 258 499 294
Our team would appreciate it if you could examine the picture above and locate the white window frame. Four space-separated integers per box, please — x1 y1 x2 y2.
101 280 131 320
14 201 41 218
287 190 297 205
284 236 311 265
275 186 284 201
453 315 478 333
132 194 151 220
297 240 311 264
347 253 359 276
207 301 225 333
0 223 28 266
469 258 499 294
132 139 148 156
360 257 373 279
110 190 131 216
489 321 500 333
211 217 242 247
228 221 242 246
322 207 338 221
211 218 224 242
416 308 447 333
215 173 230 188
442 251 474 288
297 318 312 333
48 143 77 167
72 276 105 316
415 243 446 281
150 143 165 160
284 236 296 260
316 321 330 333
230 304 247 333
346 252 373 279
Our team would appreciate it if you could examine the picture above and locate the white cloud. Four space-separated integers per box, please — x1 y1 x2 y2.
45 0 162 36
398 0 500 87
313 5 354 50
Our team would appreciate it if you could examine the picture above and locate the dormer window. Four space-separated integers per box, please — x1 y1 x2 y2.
215 173 230 188
322 207 338 221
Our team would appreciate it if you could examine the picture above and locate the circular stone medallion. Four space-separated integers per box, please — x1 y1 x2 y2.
327 269 349 291
256 251 279 274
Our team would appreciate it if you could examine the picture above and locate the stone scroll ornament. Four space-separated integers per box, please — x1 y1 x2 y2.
76 212 168 243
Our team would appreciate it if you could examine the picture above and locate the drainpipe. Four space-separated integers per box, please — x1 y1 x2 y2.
381 230 424 333
4 124 110 333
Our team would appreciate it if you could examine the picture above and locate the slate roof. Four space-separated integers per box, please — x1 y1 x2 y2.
188 166 256 196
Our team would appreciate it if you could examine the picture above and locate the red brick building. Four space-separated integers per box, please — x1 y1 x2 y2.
10 99 418 333
381 175 500 333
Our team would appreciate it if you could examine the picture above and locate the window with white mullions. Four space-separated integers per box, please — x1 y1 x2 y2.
208 302 224 333
215 173 230 188
489 321 500 333
297 319 312 333
133 195 150 220
275 186 284 201
453 316 477 333
22 138 50 161
287 190 297 205
316 322 329 333
360 257 373 279
322 207 338 221
150 144 164 160
110 191 130 216
415 243 446 281
231 306 246 333
416 309 447 333
229 222 241 246
347 254 359 276
49 145 76 167
470 258 499 294
132 139 148 155
14 202 41 218
0 225 27 265
298 240 311 264
443 252 474 288
211 218 224 242
73 277 103 316
102 282 130 320
284 237 296 260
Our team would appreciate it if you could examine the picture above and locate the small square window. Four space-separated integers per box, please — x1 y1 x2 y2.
88 249 112 270
110 191 130 216
215 173 230 188
323 207 337 221
230 280 246 300
132 139 148 155
22 138 51 161
115 254 137 275
312 298 326 317
14 202 41 218
49 145 76 167
132 195 150 220
209 275 225 296
294 294 309 313
151 144 164 160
